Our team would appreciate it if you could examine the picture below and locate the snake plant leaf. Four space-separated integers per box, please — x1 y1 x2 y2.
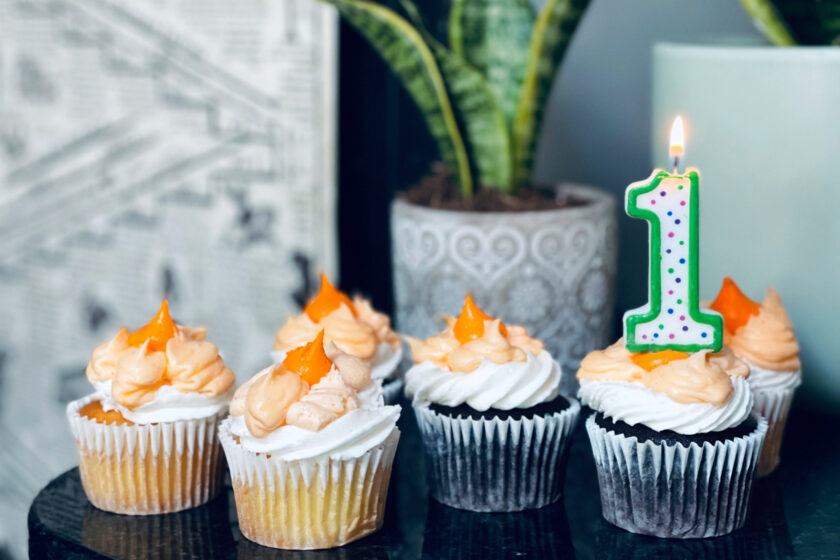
400 0 513 189
769 0 840 46
448 0 535 125
740 0 797 46
512 0 589 187
325 0 473 196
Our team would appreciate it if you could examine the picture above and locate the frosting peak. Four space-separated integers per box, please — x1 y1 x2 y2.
727 289 801 371
304 274 356 322
126 299 178 352
447 319 525 373
274 281 399 364
453 295 507 343
710 279 800 372
710 277 761 334
85 302 235 411
232 338 374 436
405 297 543 373
282 330 332 385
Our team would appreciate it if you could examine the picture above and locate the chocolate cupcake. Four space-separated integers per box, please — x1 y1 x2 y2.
578 340 767 538
404 295 579 512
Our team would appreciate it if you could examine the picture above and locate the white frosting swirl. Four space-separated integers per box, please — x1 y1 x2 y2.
271 341 402 382
578 377 753 434
746 363 803 393
230 404 400 460
404 351 560 411
92 379 232 424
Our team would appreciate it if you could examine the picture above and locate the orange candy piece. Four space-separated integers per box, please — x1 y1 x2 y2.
283 330 333 386
453 294 507 344
631 349 691 372
127 300 179 352
709 277 761 334
304 274 355 322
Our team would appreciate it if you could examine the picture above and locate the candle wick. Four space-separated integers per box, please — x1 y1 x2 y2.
672 155 680 174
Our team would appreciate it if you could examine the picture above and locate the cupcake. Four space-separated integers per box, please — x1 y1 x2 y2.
578 340 767 538
709 277 802 477
67 300 235 514
273 274 403 403
221 331 401 550
404 295 579 512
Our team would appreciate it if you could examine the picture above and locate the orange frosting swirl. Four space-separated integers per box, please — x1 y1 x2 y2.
85 301 235 409
727 289 801 371
446 320 526 373
111 344 167 409
577 339 749 405
274 275 399 363
405 317 460 368
232 336 372 435
406 297 542 374
577 340 645 383
243 365 309 438
642 350 733 405
274 304 378 360
710 280 801 372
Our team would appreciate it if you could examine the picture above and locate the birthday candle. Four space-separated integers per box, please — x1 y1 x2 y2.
623 117 722 353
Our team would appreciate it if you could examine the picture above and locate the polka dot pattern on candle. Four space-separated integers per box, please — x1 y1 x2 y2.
623 169 722 352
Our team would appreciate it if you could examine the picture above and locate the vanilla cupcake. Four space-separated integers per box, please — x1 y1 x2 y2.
221 331 400 550
404 295 579 512
710 277 802 477
67 300 235 514
273 274 403 403
578 340 766 538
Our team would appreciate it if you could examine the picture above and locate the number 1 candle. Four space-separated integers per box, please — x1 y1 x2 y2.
623 116 722 353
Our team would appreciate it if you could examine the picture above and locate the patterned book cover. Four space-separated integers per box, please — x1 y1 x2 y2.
0 0 337 555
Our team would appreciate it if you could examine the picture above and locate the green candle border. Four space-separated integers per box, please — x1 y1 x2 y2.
624 169 722 353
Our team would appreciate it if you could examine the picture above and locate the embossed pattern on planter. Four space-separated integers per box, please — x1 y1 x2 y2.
391 185 617 395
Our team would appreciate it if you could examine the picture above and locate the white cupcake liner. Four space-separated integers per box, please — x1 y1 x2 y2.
585 412 768 538
219 418 400 550
752 385 797 477
413 397 581 512
67 395 227 515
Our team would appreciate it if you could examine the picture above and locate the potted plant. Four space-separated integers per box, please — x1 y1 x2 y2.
325 0 616 391
652 1 840 406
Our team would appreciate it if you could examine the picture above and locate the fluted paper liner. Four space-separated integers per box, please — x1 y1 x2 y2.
67 395 227 515
752 386 797 478
219 418 400 550
413 397 580 512
585 413 768 538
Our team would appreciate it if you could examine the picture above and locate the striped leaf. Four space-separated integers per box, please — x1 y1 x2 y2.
740 0 797 46
326 0 473 196
511 0 589 187
400 0 513 189
449 0 535 125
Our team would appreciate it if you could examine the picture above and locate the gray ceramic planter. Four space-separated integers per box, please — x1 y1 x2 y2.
391 184 617 395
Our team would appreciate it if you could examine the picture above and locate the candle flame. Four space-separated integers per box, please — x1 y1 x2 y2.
669 116 685 159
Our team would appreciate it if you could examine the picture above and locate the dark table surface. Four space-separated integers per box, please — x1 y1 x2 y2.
29 399 840 559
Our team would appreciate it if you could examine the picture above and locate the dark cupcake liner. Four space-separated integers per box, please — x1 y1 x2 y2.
413 397 580 512
585 412 767 539
382 379 404 405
